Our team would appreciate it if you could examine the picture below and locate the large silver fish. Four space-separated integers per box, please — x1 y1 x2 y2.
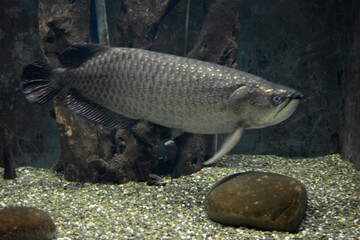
21 44 303 165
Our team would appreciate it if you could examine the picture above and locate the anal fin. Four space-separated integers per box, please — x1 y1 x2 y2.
203 127 244 165
65 89 137 129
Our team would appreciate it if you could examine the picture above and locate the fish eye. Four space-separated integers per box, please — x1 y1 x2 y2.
272 95 283 105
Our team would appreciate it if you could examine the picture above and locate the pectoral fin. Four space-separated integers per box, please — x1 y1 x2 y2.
203 127 244 165
164 131 185 146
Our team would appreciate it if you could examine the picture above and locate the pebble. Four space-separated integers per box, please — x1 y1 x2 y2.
0 154 358 239
204 171 307 232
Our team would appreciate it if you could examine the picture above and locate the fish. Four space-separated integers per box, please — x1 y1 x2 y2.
21 44 303 165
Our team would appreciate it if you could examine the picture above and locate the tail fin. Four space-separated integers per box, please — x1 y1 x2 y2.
21 61 60 104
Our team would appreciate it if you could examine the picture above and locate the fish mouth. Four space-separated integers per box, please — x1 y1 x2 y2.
278 91 304 114
273 91 303 124
289 91 304 100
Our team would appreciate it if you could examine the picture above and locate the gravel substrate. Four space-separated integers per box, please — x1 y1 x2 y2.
0 154 359 239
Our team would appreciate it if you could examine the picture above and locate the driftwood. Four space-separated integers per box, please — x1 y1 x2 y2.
187 0 241 67
341 2 360 170
2 129 16 179
111 0 179 48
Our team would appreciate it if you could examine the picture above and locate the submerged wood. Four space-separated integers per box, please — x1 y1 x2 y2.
3 144 16 180
2 129 16 179
112 0 179 48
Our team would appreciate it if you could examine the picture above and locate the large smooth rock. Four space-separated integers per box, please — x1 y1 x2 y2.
205 171 307 232
0 206 56 240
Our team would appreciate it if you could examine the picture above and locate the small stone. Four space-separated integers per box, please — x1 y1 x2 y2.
205 171 307 232
0 206 56 240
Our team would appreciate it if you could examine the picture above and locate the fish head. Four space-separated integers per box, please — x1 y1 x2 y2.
229 79 303 129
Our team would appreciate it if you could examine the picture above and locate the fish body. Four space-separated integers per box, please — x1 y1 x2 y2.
21 44 303 164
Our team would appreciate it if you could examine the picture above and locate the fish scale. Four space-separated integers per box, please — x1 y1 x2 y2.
74 49 270 133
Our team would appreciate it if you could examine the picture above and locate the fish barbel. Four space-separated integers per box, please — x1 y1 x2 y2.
21 44 303 165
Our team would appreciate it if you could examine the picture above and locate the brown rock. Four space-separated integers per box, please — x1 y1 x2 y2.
205 171 307 232
0 206 56 240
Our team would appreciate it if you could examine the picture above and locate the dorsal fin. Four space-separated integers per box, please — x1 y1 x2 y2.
59 44 109 68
